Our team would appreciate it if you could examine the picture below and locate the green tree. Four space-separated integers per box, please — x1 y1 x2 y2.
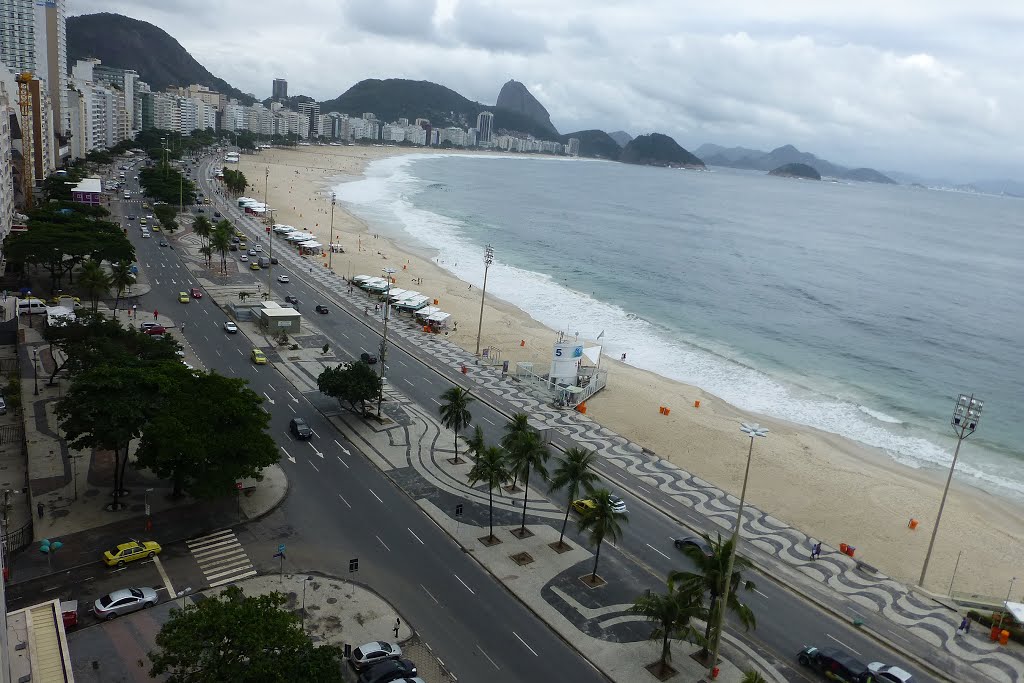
671 532 757 658
438 386 473 464
78 259 112 312
548 447 599 548
109 261 136 314
577 488 628 584
631 578 707 677
500 412 533 490
317 362 381 415
464 424 486 462
192 215 213 264
149 585 345 682
43 312 178 382
742 671 768 683
136 372 279 499
505 428 549 536
466 445 510 544
211 220 233 273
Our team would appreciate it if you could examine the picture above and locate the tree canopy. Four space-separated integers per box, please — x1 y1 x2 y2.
140 162 197 206
317 362 381 415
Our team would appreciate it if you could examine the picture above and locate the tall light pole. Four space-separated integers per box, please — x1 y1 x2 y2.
329 192 336 269
377 267 396 418
301 575 314 632
32 348 38 395
264 167 269 211
707 422 768 678
266 209 275 302
919 393 984 588
475 244 494 355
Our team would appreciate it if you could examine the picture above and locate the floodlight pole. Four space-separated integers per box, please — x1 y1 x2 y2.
475 245 494 356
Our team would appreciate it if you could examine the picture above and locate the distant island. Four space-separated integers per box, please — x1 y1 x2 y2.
620 133 705 168
769 163 821 180
697 143 896 184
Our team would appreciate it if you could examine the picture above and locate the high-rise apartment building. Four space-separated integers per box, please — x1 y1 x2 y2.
476 111 494 144
0 70 19 244
297 100 319 138
0 0 68 137
272 78 287 100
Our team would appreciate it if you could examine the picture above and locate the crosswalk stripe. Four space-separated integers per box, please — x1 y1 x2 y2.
186 528 257 588
209 570 257 589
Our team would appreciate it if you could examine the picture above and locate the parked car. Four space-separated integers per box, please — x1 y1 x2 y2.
251 348 267 365
289 417 312 440
349 641 402 671
673 536 713 557
357 658 417 683
797 646 872 683
360 352 378 364
315 304 329 314
867 662 915 683
102 540 162 567
223 321 238 334
143 325 167 336
93 587 158 620
277 275 289 283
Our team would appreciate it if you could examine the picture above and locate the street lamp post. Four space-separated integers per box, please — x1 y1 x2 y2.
919 393 984 588
32 348 38 395
301 575 314 632
997 577 1017 630
707 422 768 678
378 267 396 418
329 193 336 269
475 245 494 356
266 208 275 301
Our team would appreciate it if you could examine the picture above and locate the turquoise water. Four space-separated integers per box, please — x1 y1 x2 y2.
336 154 1024 499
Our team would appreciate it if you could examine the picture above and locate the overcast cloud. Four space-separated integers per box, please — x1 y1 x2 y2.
72 0 1024 179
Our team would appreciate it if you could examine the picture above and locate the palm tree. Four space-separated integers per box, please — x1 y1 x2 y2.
741 671 767 683
549 447 599 548
109 262 135 314
501 412 533 490
631 578 707 677
79 259 111 313
438 386 473 464
577 488 628 584
466 445 510 544
671 532 757 658
211 221 232 274
464 424 486 462
193 215 213 255
504 429 549 536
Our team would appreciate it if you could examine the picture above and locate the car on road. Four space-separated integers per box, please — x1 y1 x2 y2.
249 262 261 271
609 494 627 513
127 214 136 220
159 239 169 247
270 257 278 264
232 235 241 243
239 241 247 250
93 587 158 620
229 243 239 251
248 249 258 256
195 207 205 213
223 321 238 334
143 325 167 336
251 348 267 365
151 224 161 232
360 352 378 364
214 211 221 217
102 540 162 567
357 658 417 683
277 275 289 283
867 662 915 683
572 498 597 514
141 231 151 238
239 254 248 262
673 536 714 557
254 244 263 252
289 417 312 440
190 287 202 299
797 646 872 683
178 291 189 303
315 304 329 314
284 295 299 305
349 641 402 671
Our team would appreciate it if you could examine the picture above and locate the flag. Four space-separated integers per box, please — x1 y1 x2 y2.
596 330 605 340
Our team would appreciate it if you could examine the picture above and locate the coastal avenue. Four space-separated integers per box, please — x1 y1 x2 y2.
190 155 937 681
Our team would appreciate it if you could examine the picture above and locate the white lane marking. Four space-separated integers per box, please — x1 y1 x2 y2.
431 397 442 405
281 447 296 463
215 349 222 357
266 383 276 392
309 461 319 472
513 631 538 657
368 488 383 503
826 634 861 655
286 390 298 403
263 392 275 404
334 440 350 455
310 428 320 438
336 455 349 469
754 588 770 599
153 556 177 598
376 536 390 552
403 378 414 387
340 332 350 339
647 544 670 560
288 404 296 414
480 415 496 426
309 442 324 458
477 645 500 670
237 348 244 356
420 584 439 604
453 573 475 595
407 528 425 545
338 494 351 508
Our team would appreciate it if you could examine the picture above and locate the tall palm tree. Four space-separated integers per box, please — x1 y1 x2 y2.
741 671 767 683
438 386 473 464
211 221 232 274
549 447 599 548
501 412 533 490
504 430 549 536
79 259 111 313
465 424 486 462
631 577 707 677
577 488 628 584
466 445 510 544
193 215 213 255
109 262 135 315
671 532 757 658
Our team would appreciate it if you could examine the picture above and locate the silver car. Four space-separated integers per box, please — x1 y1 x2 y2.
93 587 158 620
349 641 402 671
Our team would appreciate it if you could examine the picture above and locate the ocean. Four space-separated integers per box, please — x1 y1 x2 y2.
334 154 1024 499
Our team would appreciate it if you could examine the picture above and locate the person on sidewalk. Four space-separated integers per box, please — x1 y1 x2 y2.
957 616 971 635
811 542 822 560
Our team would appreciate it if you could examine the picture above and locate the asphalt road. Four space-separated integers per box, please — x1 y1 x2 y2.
87 155 939 683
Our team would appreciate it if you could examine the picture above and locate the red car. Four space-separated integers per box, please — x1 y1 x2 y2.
189 288 202 299
144 325 167 335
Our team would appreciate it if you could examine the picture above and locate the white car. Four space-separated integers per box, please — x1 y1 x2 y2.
239 254 248 262
277 275 289 283
349 641 402 671
609 494 627 513
223 321 238 333
254 244 263 252
867 662 915 683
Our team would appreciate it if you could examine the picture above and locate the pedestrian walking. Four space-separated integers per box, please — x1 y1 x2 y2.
957 616 971 635
154 309 159 320
132 303 138 318
37 502 44 519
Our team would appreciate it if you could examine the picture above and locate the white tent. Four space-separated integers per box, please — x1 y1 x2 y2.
414 306 440 319
299 241 322 248
426 311 451 323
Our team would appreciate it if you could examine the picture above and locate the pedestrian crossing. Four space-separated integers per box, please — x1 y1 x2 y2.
186 529 257 588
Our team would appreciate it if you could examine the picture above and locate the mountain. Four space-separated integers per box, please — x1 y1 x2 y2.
318 79 558 141
609 131 633 147
620 133 704 168
699 142 896 184
495 80 558 137
562 130 620 160
67 13 255 104
769 163 821 180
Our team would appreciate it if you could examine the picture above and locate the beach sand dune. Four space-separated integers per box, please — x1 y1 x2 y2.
233 145 1024 599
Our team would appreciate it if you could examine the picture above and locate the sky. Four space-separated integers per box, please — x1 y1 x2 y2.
71 1 1024 181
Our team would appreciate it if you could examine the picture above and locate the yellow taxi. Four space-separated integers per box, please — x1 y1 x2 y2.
572 498 598 514
102 540 162 567
152 224 161 232
234 230 244 238
178 291 189 303
249 262 261 271
251 348 267 365
239 241 247 250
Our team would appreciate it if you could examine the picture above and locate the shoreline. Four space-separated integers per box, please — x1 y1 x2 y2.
236 144 1024 598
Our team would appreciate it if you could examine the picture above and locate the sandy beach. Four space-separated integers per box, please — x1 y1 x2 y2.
235 145 1024 599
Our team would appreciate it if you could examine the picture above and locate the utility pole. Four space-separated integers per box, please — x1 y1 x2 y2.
329 193 336 269
475 245 494 355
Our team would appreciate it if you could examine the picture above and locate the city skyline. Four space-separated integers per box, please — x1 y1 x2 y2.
66 1 1024 181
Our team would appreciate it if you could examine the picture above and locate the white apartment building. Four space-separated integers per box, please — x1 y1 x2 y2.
0 69 18 244
382 123 405 143
0 0 68 138
442 127 467 147
476 111 493 143
223 102 248 131
297 101 319 138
